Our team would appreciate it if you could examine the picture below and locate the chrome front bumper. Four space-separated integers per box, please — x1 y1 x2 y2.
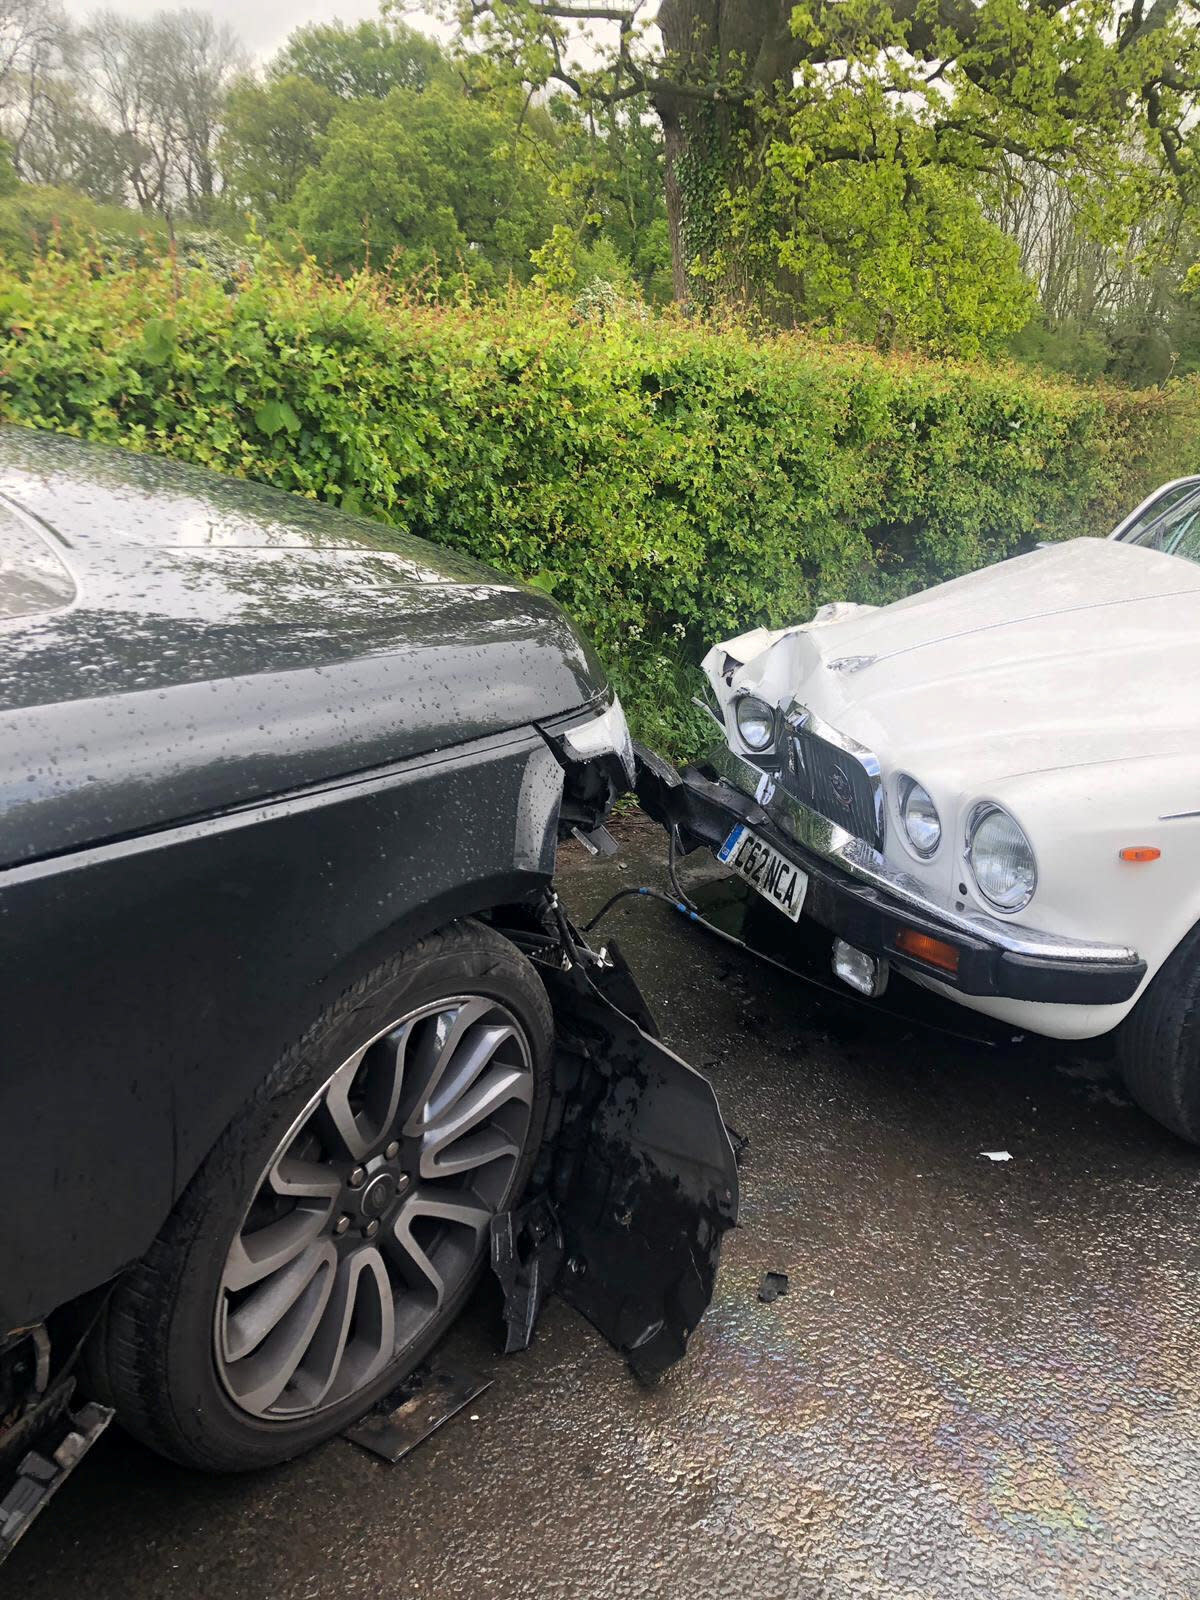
635 742 1146 1005
708 743 1142 968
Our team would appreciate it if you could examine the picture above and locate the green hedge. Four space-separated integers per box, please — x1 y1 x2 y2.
0 186 250 281
0 253 1195 756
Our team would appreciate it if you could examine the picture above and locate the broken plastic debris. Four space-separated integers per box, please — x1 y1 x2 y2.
981 1150 1013 1162
570 823 618 858
757 1271 789 1303
723 1122 750 1167
489 1193 564 1355
537 948 739 1381
0 1401 113 1560
343 1368 491 1464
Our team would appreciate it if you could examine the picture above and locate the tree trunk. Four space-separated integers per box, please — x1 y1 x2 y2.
661 116 689 302
652 0 715 299
652 0 792 300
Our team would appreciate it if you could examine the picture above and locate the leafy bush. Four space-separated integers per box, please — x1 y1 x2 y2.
0 252 1195 757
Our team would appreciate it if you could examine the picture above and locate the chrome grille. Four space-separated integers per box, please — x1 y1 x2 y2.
786 715 883 849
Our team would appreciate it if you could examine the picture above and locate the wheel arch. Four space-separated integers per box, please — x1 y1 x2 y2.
1123 889 1200 1017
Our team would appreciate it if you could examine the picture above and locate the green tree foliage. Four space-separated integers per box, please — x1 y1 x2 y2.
283 84 561 285
719 112 1035 353
988 152 1200 381
0 2 670 311
446 0 1200 344
220 74 339 216
540 96 673 301
3 0 1199 363
270 18 448 100
1 252 1194 754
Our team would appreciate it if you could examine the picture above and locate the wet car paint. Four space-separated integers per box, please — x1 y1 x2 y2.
5 816 1200 1600
0 727 570 1330
0 427 605 865
0 427 619 1333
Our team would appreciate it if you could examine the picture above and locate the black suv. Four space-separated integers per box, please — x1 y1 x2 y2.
0 429 736 1543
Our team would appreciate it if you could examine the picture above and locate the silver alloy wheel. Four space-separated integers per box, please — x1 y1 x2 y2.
214 994 535 1421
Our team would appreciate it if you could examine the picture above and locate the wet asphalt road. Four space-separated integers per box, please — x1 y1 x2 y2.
6 814 1200 1599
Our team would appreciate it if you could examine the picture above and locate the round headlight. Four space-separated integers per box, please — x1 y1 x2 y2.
898 776 941 857
735 695 776 752
968 804 1037 911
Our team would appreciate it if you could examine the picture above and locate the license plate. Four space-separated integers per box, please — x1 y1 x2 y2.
717 823 808 922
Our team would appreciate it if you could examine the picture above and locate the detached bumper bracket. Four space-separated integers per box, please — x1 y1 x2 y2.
0 1400 113 1560
490 1195 565 1356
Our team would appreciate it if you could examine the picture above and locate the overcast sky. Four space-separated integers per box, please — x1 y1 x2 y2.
59 0 439 63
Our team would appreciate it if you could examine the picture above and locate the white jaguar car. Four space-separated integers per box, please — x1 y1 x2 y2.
636 476 1200 1143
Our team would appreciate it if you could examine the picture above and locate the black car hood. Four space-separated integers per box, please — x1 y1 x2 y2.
0 429 606 867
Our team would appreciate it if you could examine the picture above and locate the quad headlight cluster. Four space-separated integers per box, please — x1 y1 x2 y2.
732 705 1040 915
894 778 1037 912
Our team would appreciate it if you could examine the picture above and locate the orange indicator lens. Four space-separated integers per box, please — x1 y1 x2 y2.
893 928 961 975
1119 846 1161 863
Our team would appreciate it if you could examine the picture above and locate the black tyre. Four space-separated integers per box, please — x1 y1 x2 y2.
1117 923 1200 1144
86 920 553 1471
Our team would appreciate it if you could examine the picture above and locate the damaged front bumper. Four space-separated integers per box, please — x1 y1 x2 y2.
635 742 1146 1007
522 704 738 1373
497 903 740 1380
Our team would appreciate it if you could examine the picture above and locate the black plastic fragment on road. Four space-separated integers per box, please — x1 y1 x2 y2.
758 1271 789 1304
723 1123 751 1166
343 1368 491 1464
490 904 738 1381
490 1194 565 1354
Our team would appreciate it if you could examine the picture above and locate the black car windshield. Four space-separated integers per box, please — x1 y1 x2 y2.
1118 484 1200 565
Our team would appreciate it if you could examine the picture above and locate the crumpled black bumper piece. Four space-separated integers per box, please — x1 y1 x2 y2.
634 742 1147 1007
529 943 739 1381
